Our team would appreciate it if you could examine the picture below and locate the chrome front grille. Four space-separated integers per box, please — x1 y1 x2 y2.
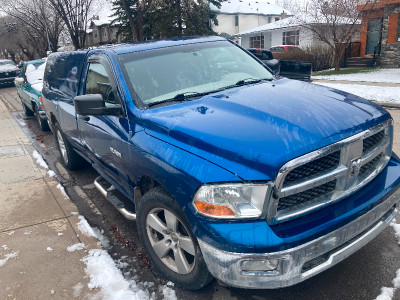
268 120 393 224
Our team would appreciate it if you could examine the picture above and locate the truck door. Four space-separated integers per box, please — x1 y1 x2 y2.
77 57 130 192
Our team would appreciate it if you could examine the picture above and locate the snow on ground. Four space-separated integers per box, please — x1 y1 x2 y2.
56 183 69 199
67 243 86 252
2 245 8 250
32 150 49 169
312 68 400 83
76 215 177 300
375 220 400 300
47 170 56 177
315 82 400 103
19 121 26 126
0 251 19 267
47 247 53 252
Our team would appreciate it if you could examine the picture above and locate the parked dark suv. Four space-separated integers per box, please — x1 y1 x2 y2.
0 59 20 86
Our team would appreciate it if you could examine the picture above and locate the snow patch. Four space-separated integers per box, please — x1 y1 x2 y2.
24 231 32 235
19 121 26 126
1 245 8 251
47 247 53 252
375 222 400 299
50 289 55 295
82 249 151 300
313 68 400 83
71 212 78 215
77 216 109 249
0 251 19 267
67 243 86 252
47 170 56 177
56 183 69 199
160 285 177 300
58 233 63 236
7 231 15 235
32 150 49 169
72 282 83 298
315 82 400 103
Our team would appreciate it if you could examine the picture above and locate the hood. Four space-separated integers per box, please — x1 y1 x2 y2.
141 79 390 181
0 64 19 72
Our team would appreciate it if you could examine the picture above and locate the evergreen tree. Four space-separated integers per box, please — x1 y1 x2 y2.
111 0 224 42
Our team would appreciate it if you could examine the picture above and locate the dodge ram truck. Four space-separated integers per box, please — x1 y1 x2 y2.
42 36 400 290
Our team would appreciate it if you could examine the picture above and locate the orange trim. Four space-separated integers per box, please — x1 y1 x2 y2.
387 13 399 43
195 201 235 217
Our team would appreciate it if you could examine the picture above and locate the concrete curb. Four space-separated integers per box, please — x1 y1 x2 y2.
311 79 400 87
372 101 400 109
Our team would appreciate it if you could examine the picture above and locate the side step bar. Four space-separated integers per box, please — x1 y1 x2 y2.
94 176 136 221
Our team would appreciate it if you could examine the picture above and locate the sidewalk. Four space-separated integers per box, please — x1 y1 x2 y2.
312 79 400 87
0 99 100 299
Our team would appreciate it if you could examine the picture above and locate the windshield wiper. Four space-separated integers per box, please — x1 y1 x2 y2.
234 77 273 86
147 92 205 107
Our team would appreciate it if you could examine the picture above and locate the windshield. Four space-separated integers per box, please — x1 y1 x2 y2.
25 61 46 85
118 40 274 107
0 60 16 67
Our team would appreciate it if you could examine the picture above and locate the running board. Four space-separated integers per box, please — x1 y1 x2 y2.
94 176 136 221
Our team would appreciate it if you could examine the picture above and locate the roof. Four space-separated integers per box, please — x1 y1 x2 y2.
211 0 290 16
236 16 298 35
24 58 47 65
102 36 227 55
236 14 360 36
92 16 113 27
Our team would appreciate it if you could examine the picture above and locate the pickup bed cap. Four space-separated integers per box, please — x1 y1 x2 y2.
142 79 390 181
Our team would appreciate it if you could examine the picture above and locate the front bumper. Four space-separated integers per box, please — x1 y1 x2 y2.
198 188 399 289
0 76 16 85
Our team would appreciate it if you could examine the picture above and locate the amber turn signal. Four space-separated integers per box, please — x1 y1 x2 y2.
194 201 235 217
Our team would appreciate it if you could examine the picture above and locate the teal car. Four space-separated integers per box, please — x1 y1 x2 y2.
15 59 49 131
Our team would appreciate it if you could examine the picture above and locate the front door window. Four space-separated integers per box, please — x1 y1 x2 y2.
366 18 382 55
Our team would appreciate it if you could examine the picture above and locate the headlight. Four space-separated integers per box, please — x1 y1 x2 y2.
192 183 271 219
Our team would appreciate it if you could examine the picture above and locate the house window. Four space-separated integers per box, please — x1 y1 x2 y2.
235 15 239 26
102 28 107 37
282 30 300 45
250 36 264 48
275 17 280 22
268 16 271 23
94 30 98 39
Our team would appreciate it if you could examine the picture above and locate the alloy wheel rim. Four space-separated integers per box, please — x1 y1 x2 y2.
146 208 196 274
56 131 68 165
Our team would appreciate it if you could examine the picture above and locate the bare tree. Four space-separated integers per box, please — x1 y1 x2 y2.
48 0 94 49
291 0 378 70
0 0 63 54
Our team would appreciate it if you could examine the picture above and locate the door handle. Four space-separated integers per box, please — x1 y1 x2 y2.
79 115 90 122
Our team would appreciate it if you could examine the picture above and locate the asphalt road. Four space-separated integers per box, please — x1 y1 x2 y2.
2 85 400 300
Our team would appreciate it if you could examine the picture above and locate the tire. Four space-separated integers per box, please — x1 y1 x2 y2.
34 104 50 131
137 186 213 290
54 124 83 170
23 102 34 116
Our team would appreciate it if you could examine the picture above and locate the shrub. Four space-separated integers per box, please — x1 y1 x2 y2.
271 46 334 72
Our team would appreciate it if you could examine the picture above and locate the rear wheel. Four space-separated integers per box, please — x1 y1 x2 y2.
23 102 34 116
137 187 213 290
55 124 83 170
34 104 50 131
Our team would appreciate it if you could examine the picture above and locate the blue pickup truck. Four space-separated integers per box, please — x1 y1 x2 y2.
42 36 400 290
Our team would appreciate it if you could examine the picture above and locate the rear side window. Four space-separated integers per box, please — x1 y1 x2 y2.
43 51 86 99
270 47 285 53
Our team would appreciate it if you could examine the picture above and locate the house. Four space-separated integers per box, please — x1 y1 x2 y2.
358 0 400 67
210 0 290 37
235 16 360 50
86 16 123 47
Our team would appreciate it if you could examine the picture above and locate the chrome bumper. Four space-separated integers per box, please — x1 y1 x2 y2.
198 191 399 289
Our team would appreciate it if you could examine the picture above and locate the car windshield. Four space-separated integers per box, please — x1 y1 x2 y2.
118 40 274 107
25 61 46 85
0 60 16 67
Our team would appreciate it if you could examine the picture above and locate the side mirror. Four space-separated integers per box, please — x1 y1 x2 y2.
74 94 122 116
14 77 24 85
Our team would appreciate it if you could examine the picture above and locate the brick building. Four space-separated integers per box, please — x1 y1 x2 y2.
358 0 400 67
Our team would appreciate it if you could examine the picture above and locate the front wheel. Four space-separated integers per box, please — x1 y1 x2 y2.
22 102 34 116
137 187 213 290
